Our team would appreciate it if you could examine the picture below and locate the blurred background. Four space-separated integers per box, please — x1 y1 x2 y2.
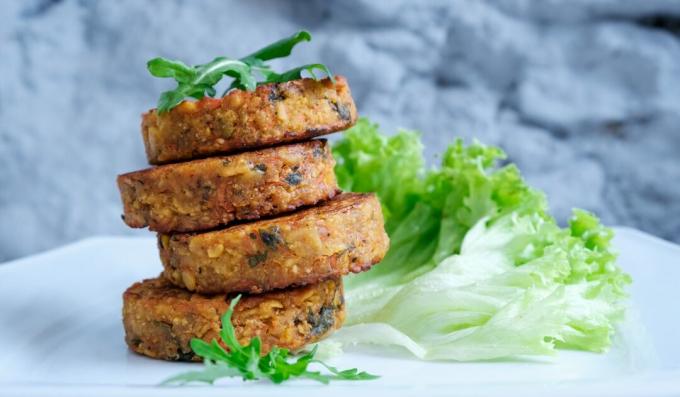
1 0 679 262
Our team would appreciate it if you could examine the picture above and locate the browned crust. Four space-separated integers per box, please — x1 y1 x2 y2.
159 193 389 294
123 277 344 361
141 76 357 164
117 140 339 233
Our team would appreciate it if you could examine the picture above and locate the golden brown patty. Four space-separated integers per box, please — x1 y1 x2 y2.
141 76 357 164
117 140 339 233
160 193 389 294
123 277 344 361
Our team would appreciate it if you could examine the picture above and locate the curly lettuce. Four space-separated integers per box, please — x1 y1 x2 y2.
331 118 631 360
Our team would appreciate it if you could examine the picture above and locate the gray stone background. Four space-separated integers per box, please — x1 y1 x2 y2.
1 0 679 262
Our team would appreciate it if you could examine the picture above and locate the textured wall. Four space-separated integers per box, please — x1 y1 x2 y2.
1 0 679 261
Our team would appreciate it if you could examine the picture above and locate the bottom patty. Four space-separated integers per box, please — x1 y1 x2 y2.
122 277 344 361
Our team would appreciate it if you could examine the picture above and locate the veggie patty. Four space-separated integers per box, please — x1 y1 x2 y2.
123 277 344 361
117 140 339 233
159 193 389 294
141 76 356 164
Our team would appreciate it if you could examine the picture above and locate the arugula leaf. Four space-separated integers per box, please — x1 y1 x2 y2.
148 30 333 113
261 64 335 85
241 30 311 64
311 360 380 381
148 57 254 113
162 295 378 386
146 58 194 80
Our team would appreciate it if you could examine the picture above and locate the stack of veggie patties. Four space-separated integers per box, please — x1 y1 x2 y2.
117 77 390 361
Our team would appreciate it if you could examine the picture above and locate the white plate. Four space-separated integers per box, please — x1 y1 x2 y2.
0 228 679 397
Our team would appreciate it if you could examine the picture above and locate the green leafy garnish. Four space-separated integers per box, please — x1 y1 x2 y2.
147 58 255 113
257 64 334 86
330 118 631 361
162 295 378 385
241 30 311 64
148 30 334 113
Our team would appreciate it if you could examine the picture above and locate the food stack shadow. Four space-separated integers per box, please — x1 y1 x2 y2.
116 77 390 361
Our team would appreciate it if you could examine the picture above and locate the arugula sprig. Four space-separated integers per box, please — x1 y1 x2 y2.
162 295 378 385
148 30 334 113
147 58 255 113
241 30 312 65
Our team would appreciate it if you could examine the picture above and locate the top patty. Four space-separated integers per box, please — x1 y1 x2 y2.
142 76 357 164
117 140 339 233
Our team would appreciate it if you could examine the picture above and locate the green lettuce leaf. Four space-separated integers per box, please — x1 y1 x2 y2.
331 118 631 360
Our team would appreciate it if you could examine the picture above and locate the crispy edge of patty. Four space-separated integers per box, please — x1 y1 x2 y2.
116 140 339 233
160 193 390 294
122 277 345 362
142 76 357 164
